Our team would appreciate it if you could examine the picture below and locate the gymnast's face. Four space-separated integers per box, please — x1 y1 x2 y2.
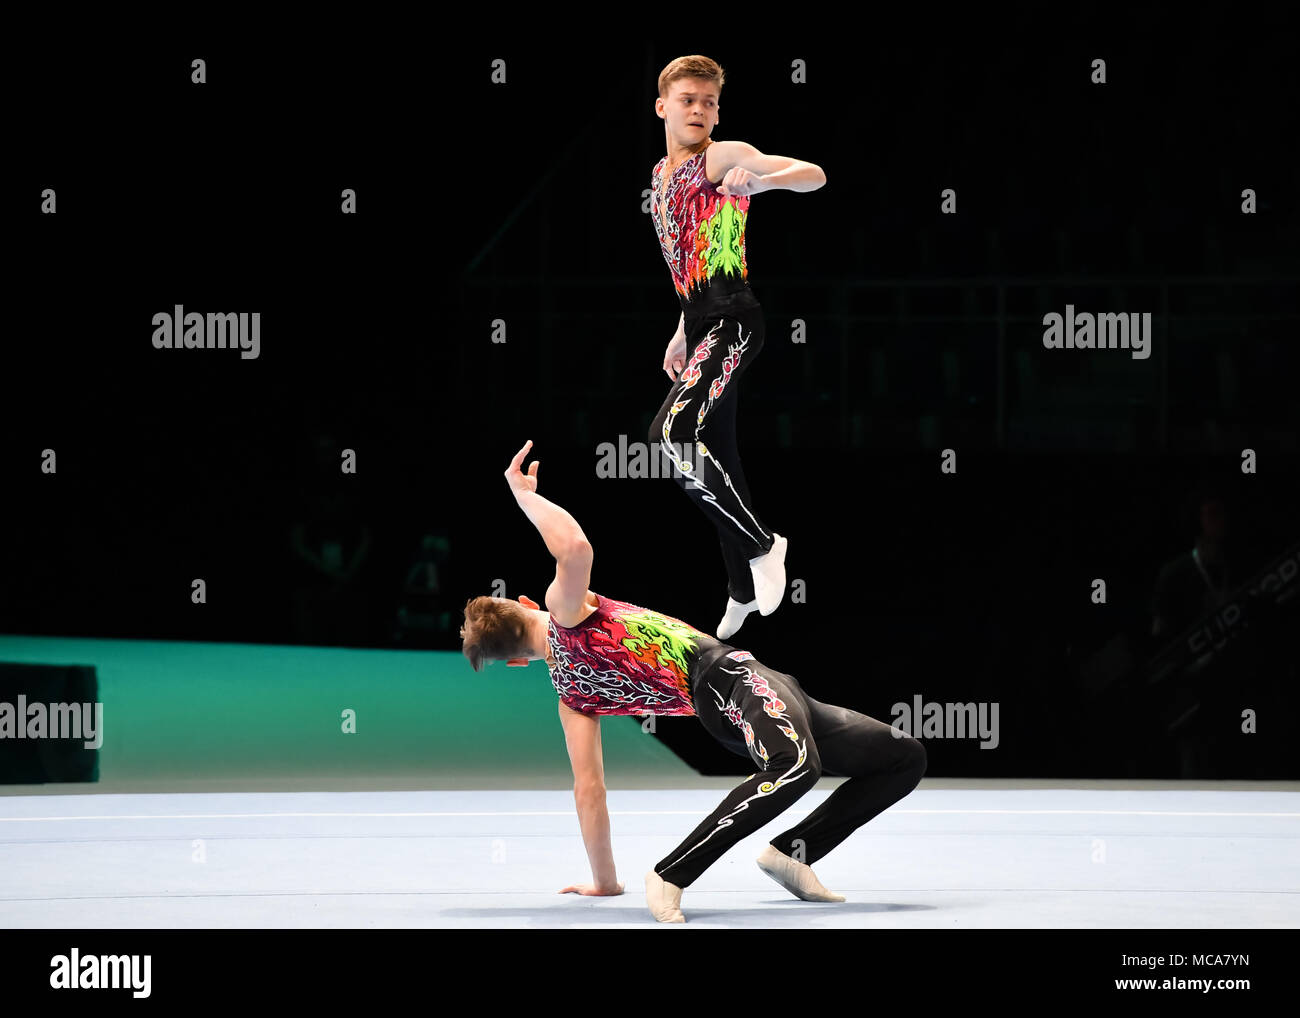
660 78 719 142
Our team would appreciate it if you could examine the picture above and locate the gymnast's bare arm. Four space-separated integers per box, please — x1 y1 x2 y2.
706 139 827 196
504 439 593 627
504 440 621 894
557 700 622 896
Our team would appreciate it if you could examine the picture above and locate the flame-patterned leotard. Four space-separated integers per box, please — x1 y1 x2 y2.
546 594 728 716
650 140 757 316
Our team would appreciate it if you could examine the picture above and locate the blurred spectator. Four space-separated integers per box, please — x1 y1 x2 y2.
391 531 454 646
288 434 373 645
1153 488 1231 640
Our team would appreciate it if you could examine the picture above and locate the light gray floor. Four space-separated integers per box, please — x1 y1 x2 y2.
2 782 1297 928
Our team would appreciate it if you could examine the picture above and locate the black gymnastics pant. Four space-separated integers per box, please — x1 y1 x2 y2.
649 298 774 604
654 647 927 890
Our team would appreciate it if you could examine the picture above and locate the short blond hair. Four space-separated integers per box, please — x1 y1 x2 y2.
658 55 725 99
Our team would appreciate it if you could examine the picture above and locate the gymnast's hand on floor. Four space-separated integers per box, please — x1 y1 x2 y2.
664 332 686 380
559 881 625 896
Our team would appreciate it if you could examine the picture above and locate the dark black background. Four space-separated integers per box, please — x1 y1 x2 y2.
4 12 1297 778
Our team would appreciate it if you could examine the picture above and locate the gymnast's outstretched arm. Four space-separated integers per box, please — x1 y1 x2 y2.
504 439 594 626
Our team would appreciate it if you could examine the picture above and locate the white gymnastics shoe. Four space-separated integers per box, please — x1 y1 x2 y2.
717 596 759 640
756 843 846 902
645 869 686 923
749 533 788 616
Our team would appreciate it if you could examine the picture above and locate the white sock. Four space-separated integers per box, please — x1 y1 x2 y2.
717 596 758 640
749 533 787 616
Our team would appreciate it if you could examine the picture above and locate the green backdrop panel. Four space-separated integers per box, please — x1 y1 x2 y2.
0 636 696 791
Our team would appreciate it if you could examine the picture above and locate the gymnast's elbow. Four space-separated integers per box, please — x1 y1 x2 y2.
561 537 594 565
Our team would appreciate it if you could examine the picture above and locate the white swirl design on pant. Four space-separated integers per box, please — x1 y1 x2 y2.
659 320 771 546
660 667 810 873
